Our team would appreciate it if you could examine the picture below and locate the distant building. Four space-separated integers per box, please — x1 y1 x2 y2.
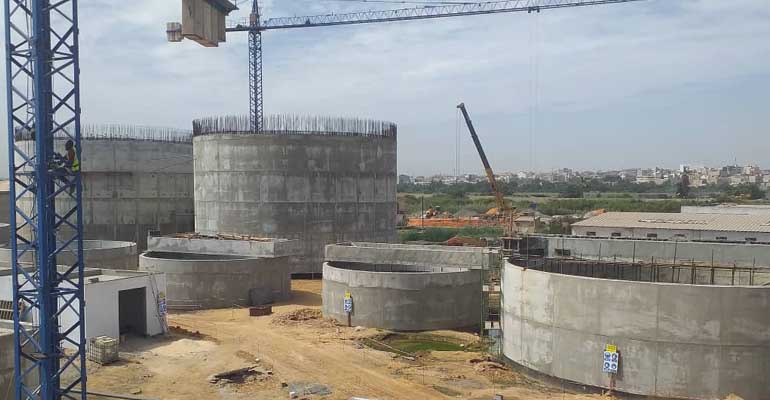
572 212 770 242
681 204 770 216
398 174 413 185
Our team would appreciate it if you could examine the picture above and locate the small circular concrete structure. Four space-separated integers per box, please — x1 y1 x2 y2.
192 115 398 274
0 240 138 270
139 251 290 309
502 258 770 400
323 261 481 331
18 125 194 250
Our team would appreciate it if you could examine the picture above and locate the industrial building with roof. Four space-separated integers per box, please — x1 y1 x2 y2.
571 212 770 243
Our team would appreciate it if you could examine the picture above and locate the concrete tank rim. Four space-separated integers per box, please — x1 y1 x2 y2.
324 261 472 276
505 259 770 289
0 239 136 252
140 251 261 263
81 240 137 250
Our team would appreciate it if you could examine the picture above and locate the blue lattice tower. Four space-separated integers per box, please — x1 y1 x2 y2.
3 0 86 399
248 0 263 133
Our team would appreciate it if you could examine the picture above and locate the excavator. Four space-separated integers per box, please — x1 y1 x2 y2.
457 102 519 242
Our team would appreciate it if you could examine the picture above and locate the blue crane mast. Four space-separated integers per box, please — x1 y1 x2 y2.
3 0 644 399
3 0 86 399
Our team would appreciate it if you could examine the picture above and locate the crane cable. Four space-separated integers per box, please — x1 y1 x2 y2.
528 11 541 173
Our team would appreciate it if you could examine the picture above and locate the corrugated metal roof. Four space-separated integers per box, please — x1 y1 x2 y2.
572 212 770 233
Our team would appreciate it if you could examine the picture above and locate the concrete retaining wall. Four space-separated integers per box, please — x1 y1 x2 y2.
0 240 138 270
541 235 770 268
501 260 770 399
139 251 290 309
326 242 497 270
18 139 194 250
323 262 481 331
193 133 398 274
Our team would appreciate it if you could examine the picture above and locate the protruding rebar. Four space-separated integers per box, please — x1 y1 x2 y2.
14 124 193 143
192 114 398 138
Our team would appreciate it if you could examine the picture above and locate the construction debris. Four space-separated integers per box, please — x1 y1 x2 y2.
271 308 323 325
208 364 272 385
169 232 276 242
287 382 332 397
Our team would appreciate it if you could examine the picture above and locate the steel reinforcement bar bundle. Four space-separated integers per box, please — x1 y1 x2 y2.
192 114 398 138
14 124 193 143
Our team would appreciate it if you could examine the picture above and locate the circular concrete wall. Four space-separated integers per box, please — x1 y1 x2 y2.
18 130 194 250
139 251 290 309
322 261 481 331
501 260 770 400
0 240 138 270
193 117 398 274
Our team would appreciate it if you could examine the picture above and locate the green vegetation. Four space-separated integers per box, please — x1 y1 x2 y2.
399 227 503 243
399 193 497 216
399 193 696 217
398 179 768 201
533 198 686 215
362 333 480 355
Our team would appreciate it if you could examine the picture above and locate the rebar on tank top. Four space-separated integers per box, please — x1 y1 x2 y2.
14 123 193 143
192 114 397 138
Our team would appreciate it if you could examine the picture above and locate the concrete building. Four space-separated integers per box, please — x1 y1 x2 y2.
0 268 167 350
18 125 195 250
572 212 770 242
192 115 398 274
323 243 495 331
139 233 300 309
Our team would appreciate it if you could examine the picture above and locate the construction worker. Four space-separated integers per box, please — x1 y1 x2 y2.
50 140 79 194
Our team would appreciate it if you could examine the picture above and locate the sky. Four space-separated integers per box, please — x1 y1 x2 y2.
0 0 769 177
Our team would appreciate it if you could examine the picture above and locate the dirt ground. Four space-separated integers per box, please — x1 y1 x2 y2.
86 280 625 400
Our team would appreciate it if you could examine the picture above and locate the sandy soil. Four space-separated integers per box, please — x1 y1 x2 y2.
86 280 626 400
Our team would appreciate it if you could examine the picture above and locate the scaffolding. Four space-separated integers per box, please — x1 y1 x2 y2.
481 248 503 357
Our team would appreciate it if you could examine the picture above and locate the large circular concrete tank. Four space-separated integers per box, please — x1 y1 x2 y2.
192 115 398 274
19 125 194 250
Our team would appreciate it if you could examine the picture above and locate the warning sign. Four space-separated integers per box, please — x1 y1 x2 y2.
603 347 619 374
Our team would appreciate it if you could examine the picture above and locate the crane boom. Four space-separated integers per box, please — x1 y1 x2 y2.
227 0 644 31
457 103 507 214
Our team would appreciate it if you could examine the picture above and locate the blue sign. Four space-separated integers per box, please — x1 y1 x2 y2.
343 298 353 313
603 351 619 374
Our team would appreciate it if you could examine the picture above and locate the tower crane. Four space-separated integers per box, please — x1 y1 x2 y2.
171 0 646 133
2 1 644 399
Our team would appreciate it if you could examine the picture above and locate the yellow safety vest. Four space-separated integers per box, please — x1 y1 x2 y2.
72 150 80 172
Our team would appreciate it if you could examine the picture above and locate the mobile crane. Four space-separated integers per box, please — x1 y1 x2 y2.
457 102 517 236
